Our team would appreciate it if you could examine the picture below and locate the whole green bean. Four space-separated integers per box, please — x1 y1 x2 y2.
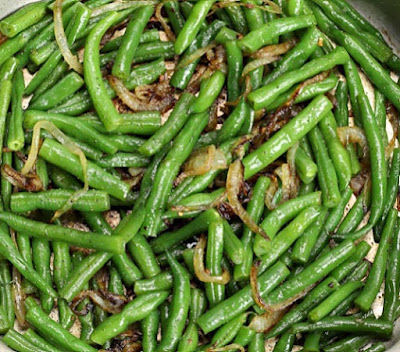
226 41 243 102
211 312 247 347
141 309 159 352
336 194 365 236
24 329 64 352
243 94 333 179
7 69 24 151
0 80 12 161
91 291 169 345
355 208 397 312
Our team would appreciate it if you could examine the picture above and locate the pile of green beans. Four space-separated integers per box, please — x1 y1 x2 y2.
0 0 399 351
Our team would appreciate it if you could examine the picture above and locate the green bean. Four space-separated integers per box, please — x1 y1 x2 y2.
141 309 159 352
319 111 351 191
178 323 198 352
1 150 12 211
363 343 387 352
273 332 295 352
343 260 370 284
211 312 247 348
164 1 185 34
268 276 339 337
170 20 224 90
139 92 194 156
254 191 321 256
157 252 191 351
330 241 371 282
112 6 153 79
90 291 169 345
11 189 110 213
134 271 173 295
24 329 64 352
334 80 348 127
238 14 316 53
2 329 49 352
308 281 363 322
355 208 397 312
25 297 97 352
243 94 333 179
141 111 208 237
174 0 216 55
226 41 243 102
234 176 270 281
0 57 19 82
84 12 122 131
225 5 248 33
7 69 24 151
323 335 369 352
381 218 400 322
308 125 341 208
38 139 130 200
292 317 393 339
96 152 149 168
222 220 245 265
215 26 239 44
190 71 226 114
30 41 57 66
291 208 328 264
0 211 126 254
206 216 225 307
375 148 400 236
101 29 159 53
336 194 365 236
197 261 290 333
375 89 388 146
0 260 14 329
0 80 12 161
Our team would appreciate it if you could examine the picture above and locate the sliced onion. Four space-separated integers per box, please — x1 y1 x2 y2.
176 145 228 184
177 43 218 70
207 344 245 352
337 126 369 162
22 121 89 221
248 309 286 333
156 2 175 41
386 104 399 160
249 39 297 59
265 175 279 210
194 235 230 284
70 289 128 315
241 56 280 79
275 164 290 204
227 160 270 240
91 1 158 17
250 260 270 311
54 0 82 74
1 164 43 191
110 76 175 112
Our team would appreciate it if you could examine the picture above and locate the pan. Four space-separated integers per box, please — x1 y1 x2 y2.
0 0 399 351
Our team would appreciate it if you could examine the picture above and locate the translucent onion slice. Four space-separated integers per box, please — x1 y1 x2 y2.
248 309 287 333
337 126 369 161
70 289 128 315
91 1 158 17
155 2 175 41
194 235 230 284
241 56 280 79
227 160 270 240
248 39 297 60
54 0 82 74
176 43 218 70
22 120 89 221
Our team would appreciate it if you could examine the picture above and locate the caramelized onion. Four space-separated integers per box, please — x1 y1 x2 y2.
265 175 279 210
155 2 175 41
1 164 43 191
249 309 287 333
177 43 218 70
91 1 157 17
250 260 270 311
110 76 175 113
54 0 82 74
241 56 280 79
227 160 270 240
70 290 128 315
194 235 230 284
248 39 297 60
337 126 369 162
275 164 291 204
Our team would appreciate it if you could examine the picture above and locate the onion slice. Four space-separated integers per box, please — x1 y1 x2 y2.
22 121 89 221
194 235 230 284
250 260 271 311
241 56 280 79
227 160 270 240
54 0 82 74
91 1 158 17
265 175 279 210
337 126 369 162
248 309 287 333
70 289 128 315
1 164 43 191
248 39 297 59
176 43 218 70
156 2 175 41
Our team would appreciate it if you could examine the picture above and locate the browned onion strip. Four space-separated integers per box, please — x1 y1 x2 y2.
54 0 82 74
386 104 399 160
70 290 128 315
12 266 27 329
248 309 287 333
1 164 43 191
155 2 175 41
110 76 174 112
241 56 280 79
176 43 218 70
176 145 228 184
337 126 369 162
227 160 270 240
248 39 297 60
265 175 279 210
250 260 271 311
207 345 245 352
194 235 230 284
275 164 291 204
